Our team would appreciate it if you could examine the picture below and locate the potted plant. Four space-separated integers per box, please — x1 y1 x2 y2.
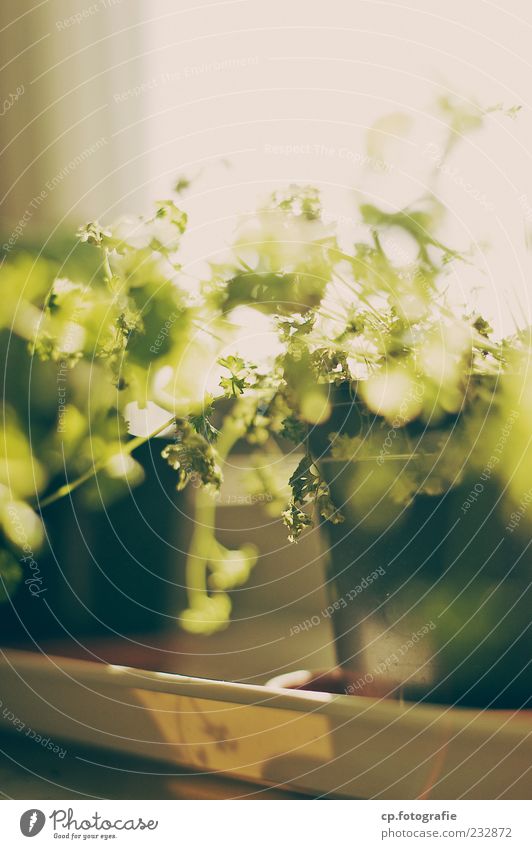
1 157 530 708
0 252 186 640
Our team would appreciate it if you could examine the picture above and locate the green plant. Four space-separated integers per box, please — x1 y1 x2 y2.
2 103 530 635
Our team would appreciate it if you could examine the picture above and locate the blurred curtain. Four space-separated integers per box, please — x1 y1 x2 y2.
0 0 148 244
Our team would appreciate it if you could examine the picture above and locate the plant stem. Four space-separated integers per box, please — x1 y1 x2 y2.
102 248 113 286
185 406 247 607
38 416 176 509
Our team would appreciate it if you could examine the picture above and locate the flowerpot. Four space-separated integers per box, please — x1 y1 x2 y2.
310 392 531 709
0 443 186 642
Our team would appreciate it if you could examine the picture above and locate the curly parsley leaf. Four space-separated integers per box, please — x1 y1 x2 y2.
218 355 256 398
161 422 222 491
282 454 344 541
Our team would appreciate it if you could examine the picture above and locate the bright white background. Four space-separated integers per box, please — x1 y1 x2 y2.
1 0 532 328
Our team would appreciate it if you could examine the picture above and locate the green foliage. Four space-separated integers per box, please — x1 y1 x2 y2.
218 355 256 397
162 422 222 492
0 550 23 603
283 455 344 542
189 405 219 443
280 415 307 444
1 132 529 634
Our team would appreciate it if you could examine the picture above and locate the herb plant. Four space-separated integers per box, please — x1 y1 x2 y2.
1 102 530 634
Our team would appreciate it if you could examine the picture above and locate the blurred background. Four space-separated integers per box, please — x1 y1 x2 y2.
2 0 532 329
1 0 532 679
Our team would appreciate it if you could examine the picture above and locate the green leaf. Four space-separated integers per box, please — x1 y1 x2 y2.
77 221 111 247
154 200 188 233
218 355 255 397
280 415 307 443
0 549 22 603
282 501 313 543
189 408 219 443
283 454 343 541
161 423 222 491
